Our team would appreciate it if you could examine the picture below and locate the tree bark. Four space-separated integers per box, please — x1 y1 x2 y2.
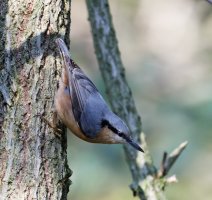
86 1 187 200
0 0 71 199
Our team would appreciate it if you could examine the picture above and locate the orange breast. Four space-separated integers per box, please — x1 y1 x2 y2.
55 80 86 141
55 79 124 144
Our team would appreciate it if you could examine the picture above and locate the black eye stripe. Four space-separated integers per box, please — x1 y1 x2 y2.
101 120 118 133
101 119 143 152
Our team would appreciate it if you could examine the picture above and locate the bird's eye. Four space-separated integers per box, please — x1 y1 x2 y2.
101 120 108 127
117 131 124 137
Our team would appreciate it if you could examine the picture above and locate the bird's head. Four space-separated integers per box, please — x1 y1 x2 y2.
103 113 144 152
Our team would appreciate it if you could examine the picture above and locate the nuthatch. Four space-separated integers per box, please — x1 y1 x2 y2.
55 38 143 152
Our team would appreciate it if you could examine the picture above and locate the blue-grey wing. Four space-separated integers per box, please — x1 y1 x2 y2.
69 67 109 138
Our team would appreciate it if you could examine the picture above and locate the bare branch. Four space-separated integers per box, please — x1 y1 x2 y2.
158 141 188 177
86 0 188 199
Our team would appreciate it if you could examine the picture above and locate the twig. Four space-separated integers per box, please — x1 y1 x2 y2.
158 141 188 177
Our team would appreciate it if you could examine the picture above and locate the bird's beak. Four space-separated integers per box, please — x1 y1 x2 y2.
128 139 144 152
118 131 144 152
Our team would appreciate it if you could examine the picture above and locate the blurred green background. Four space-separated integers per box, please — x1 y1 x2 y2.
67 0 212 199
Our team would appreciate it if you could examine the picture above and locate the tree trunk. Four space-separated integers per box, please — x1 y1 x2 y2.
0 0 71 199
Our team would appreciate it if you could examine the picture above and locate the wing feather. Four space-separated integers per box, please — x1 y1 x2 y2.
68 67 108 138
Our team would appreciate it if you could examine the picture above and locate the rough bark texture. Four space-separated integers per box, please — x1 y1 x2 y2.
86 0 187 200
0 0 72 199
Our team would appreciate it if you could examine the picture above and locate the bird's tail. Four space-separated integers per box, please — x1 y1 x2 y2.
55 38 78 71
116 132 144 152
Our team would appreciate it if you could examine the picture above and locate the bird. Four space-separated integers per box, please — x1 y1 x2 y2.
55 38 143 152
